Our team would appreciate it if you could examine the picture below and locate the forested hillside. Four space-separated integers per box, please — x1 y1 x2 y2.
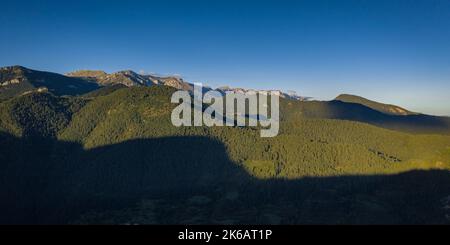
0 85 449 224
280 98 450 135
0 92 86 137
58 86 450 177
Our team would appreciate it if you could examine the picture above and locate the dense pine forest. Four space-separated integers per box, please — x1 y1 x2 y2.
0 83 449 224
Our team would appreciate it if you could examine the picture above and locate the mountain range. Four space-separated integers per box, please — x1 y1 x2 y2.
0 66 311 102
0 66 99 100
0 65 449 224
2 65 450 135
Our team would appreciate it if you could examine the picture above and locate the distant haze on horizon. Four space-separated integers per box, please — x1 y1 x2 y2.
1 0 449 116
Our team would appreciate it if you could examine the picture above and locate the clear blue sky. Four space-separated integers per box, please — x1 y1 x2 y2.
1 0 449 115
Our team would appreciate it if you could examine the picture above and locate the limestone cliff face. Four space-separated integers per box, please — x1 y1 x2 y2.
67 69 193 90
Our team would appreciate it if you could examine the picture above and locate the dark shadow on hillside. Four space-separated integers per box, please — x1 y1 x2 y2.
0 132 449 224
